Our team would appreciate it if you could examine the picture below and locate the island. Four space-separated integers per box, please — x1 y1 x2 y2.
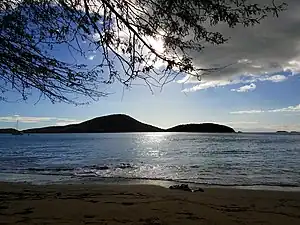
19 114 236 133
276 131 289 134
166 123 235 133
0 128 23 135
23 114 163 133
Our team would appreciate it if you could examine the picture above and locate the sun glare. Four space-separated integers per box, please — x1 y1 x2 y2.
143 132 170 143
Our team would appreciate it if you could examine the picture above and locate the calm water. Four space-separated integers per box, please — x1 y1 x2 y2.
0 133 299 189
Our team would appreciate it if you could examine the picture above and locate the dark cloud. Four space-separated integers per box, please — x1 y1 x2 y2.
181 0 300 91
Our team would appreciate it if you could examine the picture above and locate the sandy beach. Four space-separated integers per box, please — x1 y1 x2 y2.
0 182 299 224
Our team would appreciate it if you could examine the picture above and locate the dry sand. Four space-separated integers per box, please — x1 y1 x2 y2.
0 182 299 224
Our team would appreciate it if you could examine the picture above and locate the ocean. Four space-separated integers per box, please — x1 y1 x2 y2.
0 133 299 190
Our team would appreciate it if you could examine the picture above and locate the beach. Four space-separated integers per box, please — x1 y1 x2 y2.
0 182 299 224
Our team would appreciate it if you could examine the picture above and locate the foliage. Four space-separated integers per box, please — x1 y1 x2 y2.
0 0 286 104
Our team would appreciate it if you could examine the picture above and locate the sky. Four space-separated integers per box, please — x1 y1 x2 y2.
1 0 300 132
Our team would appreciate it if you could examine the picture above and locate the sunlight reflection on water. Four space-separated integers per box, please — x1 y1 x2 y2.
0 133 299 189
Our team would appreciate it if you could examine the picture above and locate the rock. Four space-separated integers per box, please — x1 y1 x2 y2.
169 184 192 192
118 163 133 169
97 166 109 170
169 184 204 193
90 165 109 170
193 188 204 192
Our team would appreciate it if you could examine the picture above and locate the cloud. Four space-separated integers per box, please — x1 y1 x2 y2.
0 116 82 125
217 121 259 126
92 33 101 42
259 75 288 83
0 116 54 123
181 73 288 92
226 121 258 125
231 83 256 92
230 110 264 114
180 0 300 91
268 104 300 112
182 80 236 92
55 119 84 126
230 104 300 114
88 55 96 60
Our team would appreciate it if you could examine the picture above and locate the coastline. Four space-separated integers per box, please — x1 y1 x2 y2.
2 133 299 193
1 172 300 192
1 170 300 193
1 182 300 225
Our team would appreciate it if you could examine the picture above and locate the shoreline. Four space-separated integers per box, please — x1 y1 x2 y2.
1 182 300 224
0 173 300 192
0 172 299 192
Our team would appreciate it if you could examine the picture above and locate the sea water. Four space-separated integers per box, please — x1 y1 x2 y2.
0 133 299 190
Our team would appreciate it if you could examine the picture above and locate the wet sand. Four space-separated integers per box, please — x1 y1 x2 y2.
0 182 299 224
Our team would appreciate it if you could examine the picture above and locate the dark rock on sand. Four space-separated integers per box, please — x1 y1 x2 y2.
169 184 192 192
118 163 134 169
193 188 204 192
169 184 204 193
90 165 110 170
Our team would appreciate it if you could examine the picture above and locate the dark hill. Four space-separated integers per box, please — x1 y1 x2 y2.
0 128 22 134
24 114 163 133
276 131 289 134
167 123 235 133
21 115 235 134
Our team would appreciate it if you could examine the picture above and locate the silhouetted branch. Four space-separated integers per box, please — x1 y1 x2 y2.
0 0 287 103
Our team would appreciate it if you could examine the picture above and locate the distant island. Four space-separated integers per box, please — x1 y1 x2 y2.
276 131 289 134
0 128 23 135
276 131 300 135
0 114 236 134
166 123 235 133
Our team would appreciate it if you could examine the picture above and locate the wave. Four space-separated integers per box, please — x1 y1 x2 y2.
17 163 135 175
1 163 299 188
74 176 300 188
1 171 299 188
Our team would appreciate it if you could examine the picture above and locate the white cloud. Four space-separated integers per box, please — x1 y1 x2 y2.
259 75 288 82
284 60 300 75
230 110 264 114
88 55 96 60
227 121 258 125
182 80 238 92
92 33 101 42
0 116 54 123
0 116 82 125
230 104 300 114
268 104 300 112
55 119 84 126
231 83 256 92
180 73 287 92
217 121 259 126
